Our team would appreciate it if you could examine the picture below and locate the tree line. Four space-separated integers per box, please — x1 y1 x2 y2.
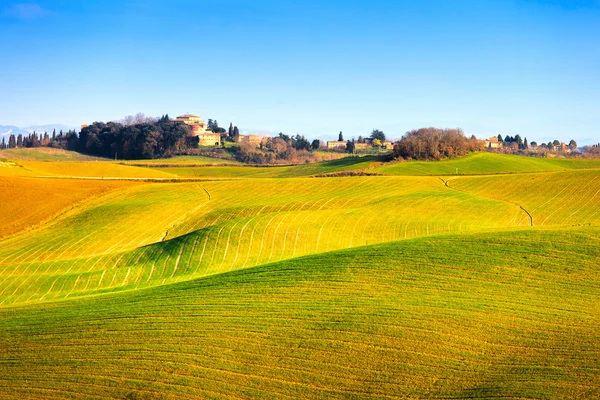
77 115 193 159
392 128 485 160
235 133 316 164
1 129 78 150
2 116 597 162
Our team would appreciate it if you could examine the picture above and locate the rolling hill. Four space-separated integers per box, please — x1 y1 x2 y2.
0 149 598 398
0 228 598 398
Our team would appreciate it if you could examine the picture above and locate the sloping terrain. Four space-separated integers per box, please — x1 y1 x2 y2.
0 147 102 161
450 169 600 226
0 228 598 399
0 150 599 398
374 152 600 175
148 152 600 179
17 160 179 179
0 176 134 238
0 176 526 306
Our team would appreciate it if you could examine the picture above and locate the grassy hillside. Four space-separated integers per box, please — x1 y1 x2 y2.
374 152 600 176
2 166 599 307
148 155 387 178
0 227 598 399
14 160 179 179
120 155 241 165
0 176 134 238
450 169 600 226
1 152 599 398
0 176 528 306
0 147 103 161
144 153 600 179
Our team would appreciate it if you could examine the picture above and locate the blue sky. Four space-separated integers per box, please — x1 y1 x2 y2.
1 0 599 144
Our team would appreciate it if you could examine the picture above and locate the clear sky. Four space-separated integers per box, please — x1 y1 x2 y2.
1 0 599 144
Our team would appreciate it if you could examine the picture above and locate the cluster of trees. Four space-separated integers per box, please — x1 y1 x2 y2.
1 130 78 150
490 134 581 156
497 134 528 150
354 129 386 145
393 128 484 160
236 133 316 164
532 139 577 150
226 123 240 142
207 119 227 135
78 114 193 159
582 143 600 158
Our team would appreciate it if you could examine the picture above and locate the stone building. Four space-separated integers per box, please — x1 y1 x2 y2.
175 114 221 146
484 136 502 149
327 140 346 149
237 134 263 146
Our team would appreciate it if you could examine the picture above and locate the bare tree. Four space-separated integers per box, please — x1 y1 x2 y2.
117 113 157 127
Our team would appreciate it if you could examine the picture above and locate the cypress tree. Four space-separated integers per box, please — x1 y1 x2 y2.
339 131 344 141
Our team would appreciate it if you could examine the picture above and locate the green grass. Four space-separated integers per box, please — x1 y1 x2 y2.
1 152 600 398
0 227 598 399
16 160 179 178
0 176 529 306
450 169 600 226
149 155 388 178
374 151 600 175
120 155 241 165
0 147 103 161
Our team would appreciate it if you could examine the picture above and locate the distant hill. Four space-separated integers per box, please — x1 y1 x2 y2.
0 124 74 139
0 125 27 138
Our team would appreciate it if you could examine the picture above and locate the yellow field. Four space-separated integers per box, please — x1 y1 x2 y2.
0 176 134 238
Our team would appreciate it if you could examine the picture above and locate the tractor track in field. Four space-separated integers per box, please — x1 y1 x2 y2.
520 206 534 226
440 177 534 227
157 183 213 243
201 185 211 201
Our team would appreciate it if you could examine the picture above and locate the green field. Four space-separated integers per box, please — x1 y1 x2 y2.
120 155 242 166
0 149 599 398
144 152 600 179
374 151 600 175
0 147 104 161
147 155 387 178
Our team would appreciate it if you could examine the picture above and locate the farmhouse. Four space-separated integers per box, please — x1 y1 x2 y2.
175 114 221 146
237 134 263 146
484 136 502 149
196 132 222 146
327 140 346 149
381 140 393 149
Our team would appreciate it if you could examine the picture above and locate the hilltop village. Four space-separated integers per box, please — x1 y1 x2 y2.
1 112 594 162
176 113 393 150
